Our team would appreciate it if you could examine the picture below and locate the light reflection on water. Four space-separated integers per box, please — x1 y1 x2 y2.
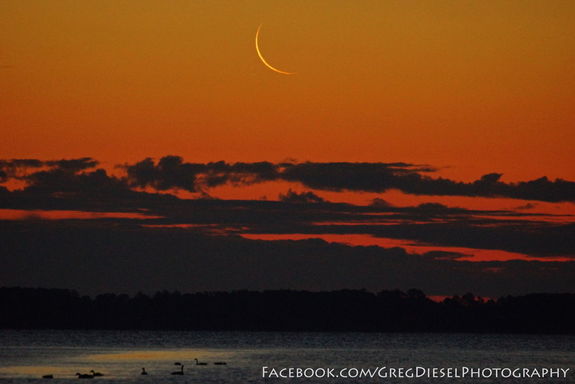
84 349 227 362
0 330 573 383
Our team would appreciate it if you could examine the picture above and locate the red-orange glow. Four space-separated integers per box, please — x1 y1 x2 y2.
241 233 573 262
1 1 574 184
0 209 160 220
206 182 575 218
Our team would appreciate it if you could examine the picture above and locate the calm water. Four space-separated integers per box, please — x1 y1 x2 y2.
0 330 573 383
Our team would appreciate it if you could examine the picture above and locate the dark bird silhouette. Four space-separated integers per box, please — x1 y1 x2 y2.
214 362 227 365
90 370 103 377
42 374 54 379
141 368 148 375
76 373 94 379
171 363 184 375
194 358 207 366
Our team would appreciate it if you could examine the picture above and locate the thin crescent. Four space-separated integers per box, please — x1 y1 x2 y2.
255 24 295 75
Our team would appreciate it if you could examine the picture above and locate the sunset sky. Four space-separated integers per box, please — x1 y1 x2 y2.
1 1 574 297
2 0 575 179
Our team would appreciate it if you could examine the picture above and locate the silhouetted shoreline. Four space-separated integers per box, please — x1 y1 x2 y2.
1 287 573 334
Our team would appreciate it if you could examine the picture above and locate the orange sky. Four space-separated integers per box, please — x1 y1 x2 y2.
1 0 574 182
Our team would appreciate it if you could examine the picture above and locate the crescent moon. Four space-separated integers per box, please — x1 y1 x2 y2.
255 24 295 75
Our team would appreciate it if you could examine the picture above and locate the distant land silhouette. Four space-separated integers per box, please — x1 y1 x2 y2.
1 287 574 334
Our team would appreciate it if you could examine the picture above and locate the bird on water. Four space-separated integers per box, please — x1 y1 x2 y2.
171 362 184 375
194 358 207 366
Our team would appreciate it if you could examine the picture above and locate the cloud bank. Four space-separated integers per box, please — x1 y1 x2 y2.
1 155 574 299
123 157 575 202
2 156 574 202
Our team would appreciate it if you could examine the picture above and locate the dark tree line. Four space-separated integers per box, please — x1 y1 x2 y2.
0 287 573 333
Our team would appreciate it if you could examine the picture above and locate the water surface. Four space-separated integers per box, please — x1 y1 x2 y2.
0 330 572 383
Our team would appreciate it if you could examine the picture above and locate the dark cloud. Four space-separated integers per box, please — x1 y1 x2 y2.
279 189 326 204
125 156 201 191
1 157 574 261
0 159 44 179
122 159 432 193
0 159 44 169
0 158 97 178
120 157 575 203
5 157 573 202
300 222 575 258
0 158 177 212
124 157 279 192
1 221 573 297
280 164 575 202
26 169 117 195
370 198 393 208
45 158 98 172
280 162 432 192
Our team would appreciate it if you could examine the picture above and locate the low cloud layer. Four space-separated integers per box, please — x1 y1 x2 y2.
1 156 574 296
1 221 573 297
2 156 574 202
122 157 575 202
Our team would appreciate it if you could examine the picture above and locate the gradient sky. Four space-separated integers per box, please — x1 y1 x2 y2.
2 0 574 181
